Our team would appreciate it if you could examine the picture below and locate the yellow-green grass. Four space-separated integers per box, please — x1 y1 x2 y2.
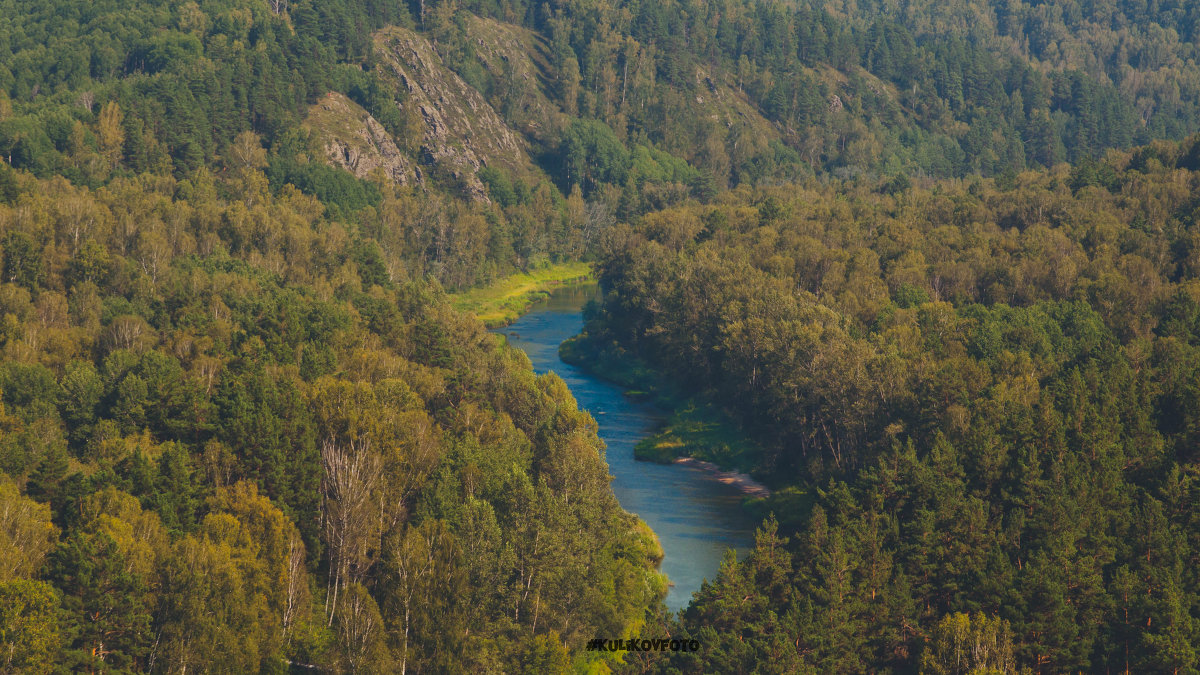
632 400 759 473
450 261 592 326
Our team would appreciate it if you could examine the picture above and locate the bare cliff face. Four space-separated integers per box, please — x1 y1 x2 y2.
300 17 784 204
302 23 547 203
298 15 872 203
372 25 537 200
305 93 422 187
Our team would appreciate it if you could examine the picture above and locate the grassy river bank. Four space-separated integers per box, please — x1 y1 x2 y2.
449 261 592 327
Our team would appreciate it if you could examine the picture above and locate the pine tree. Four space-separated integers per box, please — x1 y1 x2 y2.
25 445 69 506
46 532 151 671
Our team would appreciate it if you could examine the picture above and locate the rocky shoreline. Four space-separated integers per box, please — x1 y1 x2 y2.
673 457 771 498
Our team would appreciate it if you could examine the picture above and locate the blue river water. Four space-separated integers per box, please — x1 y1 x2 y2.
498 285 755 612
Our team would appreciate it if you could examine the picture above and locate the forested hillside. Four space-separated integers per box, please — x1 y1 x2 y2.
579 138 1200 672
3 0 1200 672
7 0 1200 205
0 159 663 672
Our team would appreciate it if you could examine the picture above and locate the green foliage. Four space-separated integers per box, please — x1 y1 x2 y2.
583 141 1200 672
0 579 61 674
562 119 631 194
921 613 1018 675
1 231 44 290
894 282 931 308
479 166 520 208
266 156 382 217
0 481 58 583
515 632 570 674
0 160 658 671
0 162 19 204
24 445 70 509
7 0 1200 672
47 531 151 671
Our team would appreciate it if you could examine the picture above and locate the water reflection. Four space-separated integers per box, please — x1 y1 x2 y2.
499 285 756 612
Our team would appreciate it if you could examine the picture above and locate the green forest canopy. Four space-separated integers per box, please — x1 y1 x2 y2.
2 0 1200 672
579 138 1200 673
0 165 662 672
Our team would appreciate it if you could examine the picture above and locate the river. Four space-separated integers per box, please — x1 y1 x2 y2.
498 285 756 612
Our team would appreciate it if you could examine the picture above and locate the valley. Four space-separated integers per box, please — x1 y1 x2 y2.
3 0 1200 671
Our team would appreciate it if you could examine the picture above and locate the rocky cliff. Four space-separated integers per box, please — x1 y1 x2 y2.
302 23 546 203
373 25 536 200
305 92 422 187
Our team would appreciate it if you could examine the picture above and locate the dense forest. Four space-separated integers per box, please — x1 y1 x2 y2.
575 139 1200 672
0 160 663 671
3 0 1200 672
7 0 1200 203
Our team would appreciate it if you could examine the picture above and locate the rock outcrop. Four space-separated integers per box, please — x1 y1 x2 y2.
372 26 538 201
303 23 548 203
305 92 422 186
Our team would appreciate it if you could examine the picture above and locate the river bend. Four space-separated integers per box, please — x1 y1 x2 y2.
499 286 755 612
